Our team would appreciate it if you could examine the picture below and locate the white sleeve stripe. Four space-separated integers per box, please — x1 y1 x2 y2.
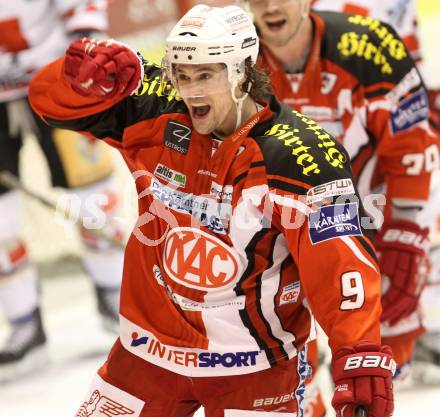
341 236 378 273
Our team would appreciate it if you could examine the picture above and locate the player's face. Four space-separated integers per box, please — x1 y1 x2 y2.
174 64 238 136
249 0 309 47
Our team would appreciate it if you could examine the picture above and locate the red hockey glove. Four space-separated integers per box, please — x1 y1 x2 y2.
64 38 142 98
374 220 430 325
332 342 395 417
428 88 440 127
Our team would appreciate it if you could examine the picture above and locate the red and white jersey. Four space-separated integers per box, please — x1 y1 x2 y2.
29 57 382 377
312 0 421 62
0 0 107 102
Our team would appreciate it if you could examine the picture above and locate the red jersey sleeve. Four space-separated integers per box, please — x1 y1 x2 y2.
258 106 382 353
29 56 187 149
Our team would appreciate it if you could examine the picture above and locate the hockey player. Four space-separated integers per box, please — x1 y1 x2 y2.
29 4 395 417
312 0 440 387
242 0 438 413
0 0 124 381
311 0 440 126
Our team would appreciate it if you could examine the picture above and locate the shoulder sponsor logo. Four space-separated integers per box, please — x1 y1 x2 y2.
265 123 321 176
136 67 181 103
151 178 230 233
76 390 135 417
279 282 300 306
308 202 362 244
386 68 421 104
306 178 355 204
164 120 192 154
292 110 346 169
340 15 408 75
163 227 240 291
391 88 429 134
154 163 186 188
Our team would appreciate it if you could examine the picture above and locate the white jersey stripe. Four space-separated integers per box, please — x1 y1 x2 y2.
260 233 298 358
341 235 378 273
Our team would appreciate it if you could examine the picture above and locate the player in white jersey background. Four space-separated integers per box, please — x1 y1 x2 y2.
0 0 125 382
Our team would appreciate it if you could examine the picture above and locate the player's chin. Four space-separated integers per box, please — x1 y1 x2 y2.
191 118 213 135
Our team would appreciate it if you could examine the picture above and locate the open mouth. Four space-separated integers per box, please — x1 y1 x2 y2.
191 104 211 119
265 19 287 31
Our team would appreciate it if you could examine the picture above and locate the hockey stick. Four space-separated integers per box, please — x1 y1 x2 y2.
0 170 125 249
355 406 368 417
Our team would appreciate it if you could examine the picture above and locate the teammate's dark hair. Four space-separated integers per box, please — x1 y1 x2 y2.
242 57 271 101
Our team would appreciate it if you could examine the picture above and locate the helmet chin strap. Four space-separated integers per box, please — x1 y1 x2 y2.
231 80 249 130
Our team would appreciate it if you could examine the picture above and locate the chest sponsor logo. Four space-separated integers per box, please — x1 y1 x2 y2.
391 88 429 134
198 169 217 178
151 178 230 234
279 282 300 306
308 202 361 244
154 163 186 188
163 227 240 291
306 178 355 204
164 120 191 154
76 390 135 417
210 181 233 202
153 264 245 311
130 332 260 369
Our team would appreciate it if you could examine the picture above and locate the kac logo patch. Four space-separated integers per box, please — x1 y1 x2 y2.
279 282 301 306
164 120 192 154
308 202 361 244
163 227 240 291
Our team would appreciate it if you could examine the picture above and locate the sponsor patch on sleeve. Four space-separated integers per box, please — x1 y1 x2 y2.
308 202 362 244
306 178 355 204
279 282 301 306
391 88 429 134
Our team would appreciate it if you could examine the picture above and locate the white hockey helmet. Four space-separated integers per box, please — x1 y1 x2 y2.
163 4 259 90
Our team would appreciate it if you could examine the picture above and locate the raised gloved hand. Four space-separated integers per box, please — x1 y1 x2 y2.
64 38 142 98
374 220 430 325
332 342 395 417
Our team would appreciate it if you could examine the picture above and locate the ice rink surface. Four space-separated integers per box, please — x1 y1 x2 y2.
1 1 440 415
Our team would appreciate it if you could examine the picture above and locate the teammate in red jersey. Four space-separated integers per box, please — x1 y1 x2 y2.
311 0 440 387
242 0 438 414
0 0 124 382
311 0 440 126
29 4 395 417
